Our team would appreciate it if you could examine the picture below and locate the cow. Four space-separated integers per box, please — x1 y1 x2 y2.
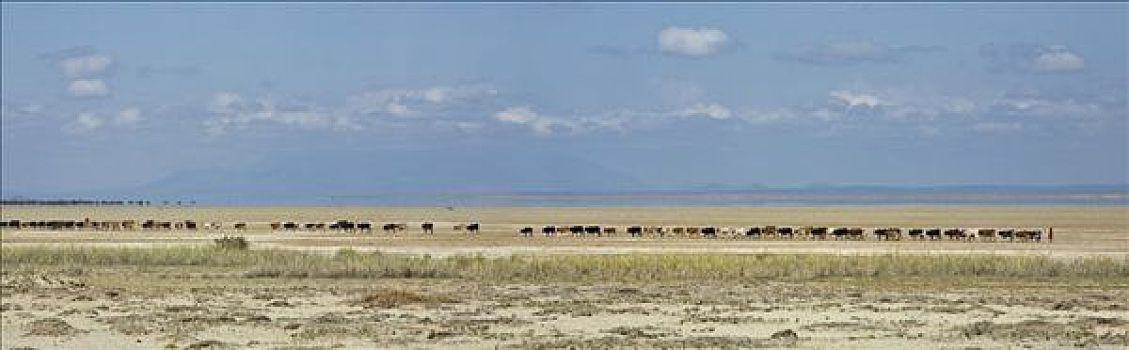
685 227 700 238
762 226 778 239
777 227 795 239
1016 228 1042 242
907 228 924 240
977 228 997 242
700 226 718 239
626 225 643 238
542 225 558 237
305 223 319 231
185 221 198 230
944 228 969 241
334 220 355 232
874 228 902 241
421 222 435 235
465 223 480 235
158 221 172 230
603 227 616 236
282 222 298 231
810 227 829 240
569 225 584 237
584 225 602 237
383 223 401 234
357 221 374 233
745 226 762 239
998 229 1016 241
142 220 156 230
453 224 466 232
270 222 282 231
668 227 684 237
519 227 534 237
925 228 942 240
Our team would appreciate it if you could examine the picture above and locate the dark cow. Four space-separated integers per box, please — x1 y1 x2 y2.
777 227 794 239
142 220 156 230
998 229 1016 241
282 222 298 231
584 225 602 237
519 227 534 237
762 226 778 238
925 228 942 240
627 226 643 238
334 220 356 232
421 222 435 234
977 229 996 241
233 222 248 231
1016 229 1042 242
603 227 616 236
542 225 557 237
357 221 374 233
745 227 762 238
944 228 969 241
465 223 480 235
831 227 849 240
874 228 901 241
569 225 584 237
907 229 924 240
810 227 829 240
700 226 718 238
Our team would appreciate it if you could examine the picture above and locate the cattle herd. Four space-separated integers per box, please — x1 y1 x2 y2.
0 218 1051 242
0 219 479 235
517 225 1052 242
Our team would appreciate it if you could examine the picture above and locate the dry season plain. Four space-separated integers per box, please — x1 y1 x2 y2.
2 206 1128 349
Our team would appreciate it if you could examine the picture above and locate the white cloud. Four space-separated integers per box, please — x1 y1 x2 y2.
208 92 246 114
657 26 729 57
59 54 114 78
830 90 884 109
204 93 332 135
115 107 142 125
66 112 104 133
344 84 497 119
67 79 110 98
675 103 732 119
493 106 565 135
981 43 1086 74
1034 46 1085 72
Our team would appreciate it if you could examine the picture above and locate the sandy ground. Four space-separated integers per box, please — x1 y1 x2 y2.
2 206 1127 257
1 273 1127 349
2 206 1127 349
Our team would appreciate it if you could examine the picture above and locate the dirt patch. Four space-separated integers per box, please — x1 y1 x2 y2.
23 317 80 337
347 288 458 308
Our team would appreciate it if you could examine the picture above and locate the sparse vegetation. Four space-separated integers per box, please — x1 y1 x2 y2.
213 236 249 250
3 246 1127 283
349 288 459 308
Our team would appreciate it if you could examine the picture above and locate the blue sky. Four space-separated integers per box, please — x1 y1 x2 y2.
1 3 1126 199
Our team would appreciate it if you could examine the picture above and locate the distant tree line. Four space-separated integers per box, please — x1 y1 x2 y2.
0 199 197 206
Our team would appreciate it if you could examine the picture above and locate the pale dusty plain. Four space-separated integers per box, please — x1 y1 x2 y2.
2 206 1127 349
